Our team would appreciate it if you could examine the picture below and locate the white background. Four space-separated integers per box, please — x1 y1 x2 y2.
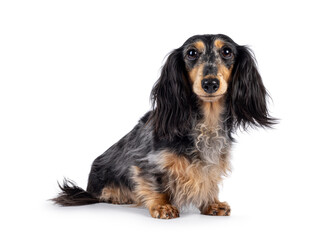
1 0 319 239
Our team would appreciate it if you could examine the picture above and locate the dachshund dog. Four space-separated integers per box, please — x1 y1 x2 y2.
52 34 275 219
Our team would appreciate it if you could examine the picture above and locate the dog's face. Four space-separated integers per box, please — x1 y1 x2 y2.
151 34 275 140
182 35 236 102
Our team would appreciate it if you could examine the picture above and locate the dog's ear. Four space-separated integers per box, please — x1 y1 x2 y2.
226 46 276 132
150 48 193 140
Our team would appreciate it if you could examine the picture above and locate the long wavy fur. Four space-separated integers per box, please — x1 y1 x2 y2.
224 45 277 136
150 48 198 141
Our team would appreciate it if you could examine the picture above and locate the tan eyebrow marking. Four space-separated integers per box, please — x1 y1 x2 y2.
214 39 225 49
193 41 205 52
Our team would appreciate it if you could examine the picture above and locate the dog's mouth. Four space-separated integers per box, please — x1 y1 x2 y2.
198 94 225 102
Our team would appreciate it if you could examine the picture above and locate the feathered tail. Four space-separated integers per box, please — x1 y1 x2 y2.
52 178 99 206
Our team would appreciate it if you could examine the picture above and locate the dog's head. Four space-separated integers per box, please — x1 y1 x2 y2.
151 34 275 140
184 35 235 102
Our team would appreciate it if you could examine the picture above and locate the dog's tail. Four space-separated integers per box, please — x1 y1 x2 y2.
51 178 99 206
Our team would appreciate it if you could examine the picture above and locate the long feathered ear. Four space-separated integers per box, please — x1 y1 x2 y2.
150 48 193 140
226 46 276 132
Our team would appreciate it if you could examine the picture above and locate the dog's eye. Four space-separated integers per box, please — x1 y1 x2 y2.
187 49 199 60
221 47 233 59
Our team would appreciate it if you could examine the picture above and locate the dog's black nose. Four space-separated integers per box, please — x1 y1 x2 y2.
201 78 220 93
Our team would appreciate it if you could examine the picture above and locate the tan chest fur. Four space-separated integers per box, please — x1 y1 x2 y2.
159 151 230 208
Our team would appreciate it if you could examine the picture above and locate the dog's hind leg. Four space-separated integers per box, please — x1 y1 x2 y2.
99 185 136 205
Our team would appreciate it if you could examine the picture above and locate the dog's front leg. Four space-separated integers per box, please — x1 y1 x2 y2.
132 166 179 219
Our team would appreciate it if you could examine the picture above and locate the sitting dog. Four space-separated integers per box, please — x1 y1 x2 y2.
52 34 275 219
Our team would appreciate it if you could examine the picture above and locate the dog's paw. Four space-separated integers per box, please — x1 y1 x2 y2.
149 204 180 219
201 202 231 216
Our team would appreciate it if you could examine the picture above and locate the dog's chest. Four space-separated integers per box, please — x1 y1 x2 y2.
192 123 230 164
165 156 230 208
159 150 231 208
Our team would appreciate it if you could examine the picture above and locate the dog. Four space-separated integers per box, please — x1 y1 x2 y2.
52 34 275 219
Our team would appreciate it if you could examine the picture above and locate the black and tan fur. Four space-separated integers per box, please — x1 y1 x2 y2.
52 34 275 219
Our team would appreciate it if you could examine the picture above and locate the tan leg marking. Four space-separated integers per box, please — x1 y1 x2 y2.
131 166 180 219
99 186 136 204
